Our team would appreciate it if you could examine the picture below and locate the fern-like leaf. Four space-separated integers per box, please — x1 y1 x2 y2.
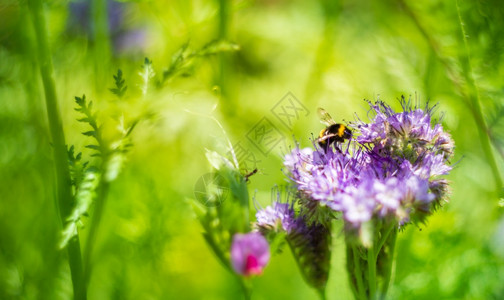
161 41 190 83
67 145 87 189
159 40 240 87
139 57 155 96
103 115 138 182
74 95 105 156
109 69 127 98
59 168 100 249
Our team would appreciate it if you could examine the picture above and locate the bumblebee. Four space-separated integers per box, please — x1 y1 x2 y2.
317 108 352 150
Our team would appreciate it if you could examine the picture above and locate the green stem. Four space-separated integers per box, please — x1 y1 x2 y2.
375 223 395 260
239 278 252 300
352 246 367 300
27 0 86 299
367 248 376 300
218 0 229 40
379 228 397 300
217 0 235 117
347 261 360 300
83 179 110 287
91 0 111 91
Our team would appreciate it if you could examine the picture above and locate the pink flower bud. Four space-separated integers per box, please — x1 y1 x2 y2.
231 232 270 276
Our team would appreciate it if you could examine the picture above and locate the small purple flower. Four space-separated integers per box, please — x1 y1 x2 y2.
231 233 270 276
284 145 359 210
355 99 454 163
255 202 297 233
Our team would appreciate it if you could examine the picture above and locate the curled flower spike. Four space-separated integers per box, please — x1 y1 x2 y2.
255 196 332 291
231 233 270 276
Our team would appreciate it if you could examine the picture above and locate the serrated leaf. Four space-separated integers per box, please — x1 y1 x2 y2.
198 40 240 56
86 166 99 172
139 57 155 96
110 69 128 98
59 170 101 249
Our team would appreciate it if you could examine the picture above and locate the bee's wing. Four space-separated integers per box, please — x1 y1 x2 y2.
317 107 336 126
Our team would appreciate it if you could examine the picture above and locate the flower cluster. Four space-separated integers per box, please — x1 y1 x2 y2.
250 98 455 296
280 98 454 239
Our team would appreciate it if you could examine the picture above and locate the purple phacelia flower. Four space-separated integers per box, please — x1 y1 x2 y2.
231 232 270 277
284 146 359 211
356 98 454 162
283 97 455 236
255 201 297 234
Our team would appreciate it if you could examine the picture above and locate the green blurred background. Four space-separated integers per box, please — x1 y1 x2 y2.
1 0 504 299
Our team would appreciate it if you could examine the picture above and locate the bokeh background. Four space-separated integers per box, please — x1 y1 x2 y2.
1 0 504 299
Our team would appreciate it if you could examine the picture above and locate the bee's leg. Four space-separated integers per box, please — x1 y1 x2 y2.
334 143 343 154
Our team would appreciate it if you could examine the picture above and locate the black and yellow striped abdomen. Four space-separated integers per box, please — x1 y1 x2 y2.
318 124 352 148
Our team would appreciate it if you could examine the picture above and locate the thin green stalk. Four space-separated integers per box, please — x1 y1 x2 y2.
375 223 395 260
27 0 86 299
399 0 502 193
83 179 110 287
367 248 376 300
217 0 235 117
239 278 252 300
455 0 502 191
91 0 111 91
379 228 397 299
347 262 360 300
218 0 229 40
352 246 367 300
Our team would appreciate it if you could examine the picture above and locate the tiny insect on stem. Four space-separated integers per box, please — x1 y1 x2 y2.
244 168 258 182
